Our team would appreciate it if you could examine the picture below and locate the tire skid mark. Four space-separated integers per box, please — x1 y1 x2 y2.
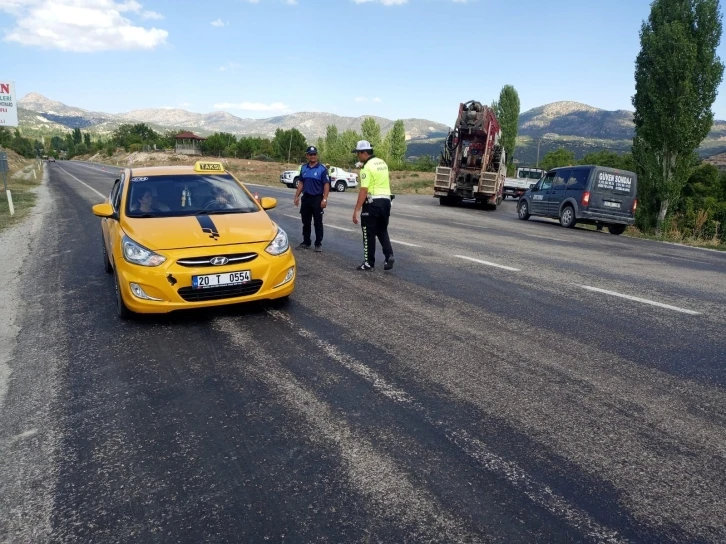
266 309 627 544
213 319 484 544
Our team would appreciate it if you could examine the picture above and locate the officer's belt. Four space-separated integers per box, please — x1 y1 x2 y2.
369 195 391 200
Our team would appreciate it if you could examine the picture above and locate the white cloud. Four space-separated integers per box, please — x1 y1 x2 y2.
213 102 290 112
210 18 226 27
180 102 191 107
286 0 298 4
355 96 382 103
372 97 382 102
0 0 168 52
141 9 163 19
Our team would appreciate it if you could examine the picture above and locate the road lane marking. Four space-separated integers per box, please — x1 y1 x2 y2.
454 255 520 271
267 310 626 543
282 214 355 232
56 165 106 200
396 212 427 220
578 285 701 315
390 239 422 247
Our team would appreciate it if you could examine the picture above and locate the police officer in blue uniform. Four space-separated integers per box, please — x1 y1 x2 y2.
294 146 330 252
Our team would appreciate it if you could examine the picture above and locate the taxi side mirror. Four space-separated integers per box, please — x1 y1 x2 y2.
92 202 116 219
260 197 277 210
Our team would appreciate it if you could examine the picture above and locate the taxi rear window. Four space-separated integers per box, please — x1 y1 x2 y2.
125 174 259 217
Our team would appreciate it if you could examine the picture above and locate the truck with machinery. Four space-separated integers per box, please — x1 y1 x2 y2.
433 100 506 209
503 166 545 199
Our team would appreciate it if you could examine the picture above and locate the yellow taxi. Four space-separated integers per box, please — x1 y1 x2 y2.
91 161 295 318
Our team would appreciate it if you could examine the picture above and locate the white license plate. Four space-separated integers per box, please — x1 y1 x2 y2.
192 270 251 289
603 201 621 208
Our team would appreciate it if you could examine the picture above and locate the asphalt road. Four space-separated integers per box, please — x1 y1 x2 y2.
1 160 725 543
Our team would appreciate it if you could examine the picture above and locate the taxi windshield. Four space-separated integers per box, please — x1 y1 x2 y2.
125 174 259 217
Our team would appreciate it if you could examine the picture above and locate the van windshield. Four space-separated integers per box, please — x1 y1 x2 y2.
593 170 636 196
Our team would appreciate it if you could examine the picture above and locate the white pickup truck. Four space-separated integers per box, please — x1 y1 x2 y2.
327 166 358 192
503 167 545 199
280 165 358 192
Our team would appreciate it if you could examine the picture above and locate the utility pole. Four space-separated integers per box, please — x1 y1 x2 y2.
536 138 541 168
287 132 293 165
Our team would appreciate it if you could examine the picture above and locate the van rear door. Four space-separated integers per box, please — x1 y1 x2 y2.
589 168 638 218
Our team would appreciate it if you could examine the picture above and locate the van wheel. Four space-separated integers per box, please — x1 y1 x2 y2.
559 205 576 228
335 181 346 192
608 224 627 235
517 200 530 220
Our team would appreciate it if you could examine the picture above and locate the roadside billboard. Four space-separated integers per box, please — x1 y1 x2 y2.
0 81 19 128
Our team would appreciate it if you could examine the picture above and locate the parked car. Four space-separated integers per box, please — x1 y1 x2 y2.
516 165 638 235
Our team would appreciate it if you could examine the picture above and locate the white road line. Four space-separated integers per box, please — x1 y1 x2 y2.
391 239 422 247
282 214 355 232
579 285 701 315
454 255 520 271
56 165 107 200
267 310 627 543
396 212 427 220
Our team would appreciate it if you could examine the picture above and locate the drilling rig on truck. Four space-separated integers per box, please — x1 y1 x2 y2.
433 100 506 209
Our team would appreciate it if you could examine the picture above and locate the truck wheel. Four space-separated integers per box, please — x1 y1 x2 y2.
335 181 346 192
559 205 576 228
293 177 300 188
517 200 530 220
608 224 626 235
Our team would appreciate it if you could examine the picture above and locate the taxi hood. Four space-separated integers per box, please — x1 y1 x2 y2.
122 212 278 250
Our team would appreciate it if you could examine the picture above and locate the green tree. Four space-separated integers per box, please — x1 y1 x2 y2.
335 130 362 168
72 128 82 145
379 131 392 163
272 128 307 162
361 117 382 151
496 85 520 166
83 132 91 147
202 132 237 156
632 0 725 234
389 119 407 167
540 147 575 171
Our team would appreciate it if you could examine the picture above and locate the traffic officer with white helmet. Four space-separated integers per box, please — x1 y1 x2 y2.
351 140 394 271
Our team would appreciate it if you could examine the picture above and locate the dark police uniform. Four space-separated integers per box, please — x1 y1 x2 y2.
298 161 330 248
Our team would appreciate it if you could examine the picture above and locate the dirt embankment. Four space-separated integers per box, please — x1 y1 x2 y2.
77 150 436 195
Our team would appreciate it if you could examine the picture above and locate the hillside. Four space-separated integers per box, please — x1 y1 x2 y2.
15 93 726 163
17 93 449 143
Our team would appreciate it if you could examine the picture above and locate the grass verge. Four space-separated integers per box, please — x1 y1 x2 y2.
0 158 43 233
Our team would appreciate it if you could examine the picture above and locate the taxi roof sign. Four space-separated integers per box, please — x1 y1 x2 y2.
194 161 225 173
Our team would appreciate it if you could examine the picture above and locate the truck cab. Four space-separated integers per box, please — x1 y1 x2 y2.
504 167 545 199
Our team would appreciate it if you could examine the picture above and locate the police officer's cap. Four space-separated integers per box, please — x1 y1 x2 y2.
352 140 373 153
305 146 318 155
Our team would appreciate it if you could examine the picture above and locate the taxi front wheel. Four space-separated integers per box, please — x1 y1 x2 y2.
114 271 133 319
101 235 112 274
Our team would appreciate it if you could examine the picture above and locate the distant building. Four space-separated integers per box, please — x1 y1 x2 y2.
174 131 206 155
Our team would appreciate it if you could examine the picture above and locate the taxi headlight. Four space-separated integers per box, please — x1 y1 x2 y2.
265 226 289 256
122 235 166 267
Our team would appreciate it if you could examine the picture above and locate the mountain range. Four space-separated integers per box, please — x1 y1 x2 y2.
13 93 726 163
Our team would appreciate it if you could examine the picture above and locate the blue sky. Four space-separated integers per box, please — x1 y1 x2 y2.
2 0 726 125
